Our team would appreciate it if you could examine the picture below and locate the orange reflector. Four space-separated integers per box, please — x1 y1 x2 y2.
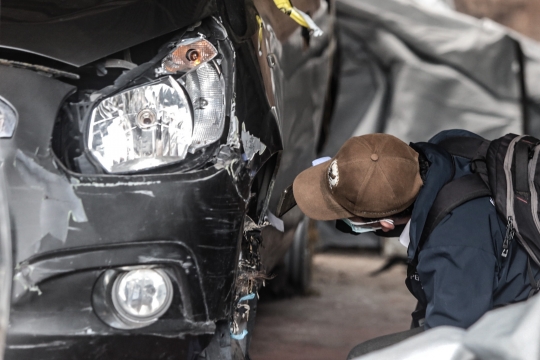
162 38 218 73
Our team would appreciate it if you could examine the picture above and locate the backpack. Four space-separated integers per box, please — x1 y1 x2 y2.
415 133 540 299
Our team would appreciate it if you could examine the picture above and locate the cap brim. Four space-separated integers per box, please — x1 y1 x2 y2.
293 161 355 221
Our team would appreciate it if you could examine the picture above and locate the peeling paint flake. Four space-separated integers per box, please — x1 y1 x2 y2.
74 327 96 335
72 180 162 187
214 146 243 180
227 113 241 149
128 190 155 197
8 341 69 349
241 123 266 161
13 271 42 296
266 210 284 232
225 159 240 178
15 150 88 244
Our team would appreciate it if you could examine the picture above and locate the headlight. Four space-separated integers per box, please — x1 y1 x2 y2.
88 76 193 173
0 96 17 139
111 269 173 327
87 36 228 174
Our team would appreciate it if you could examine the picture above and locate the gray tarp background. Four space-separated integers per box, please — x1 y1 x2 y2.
326 0 537 153
318 0 540 248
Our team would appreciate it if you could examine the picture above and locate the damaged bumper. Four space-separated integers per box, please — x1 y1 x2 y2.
7 166 245 358
0 64 256 359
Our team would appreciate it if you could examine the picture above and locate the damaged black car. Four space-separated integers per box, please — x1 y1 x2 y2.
0 0 335 359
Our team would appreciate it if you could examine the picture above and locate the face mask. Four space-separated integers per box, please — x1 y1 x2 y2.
341 218 394 234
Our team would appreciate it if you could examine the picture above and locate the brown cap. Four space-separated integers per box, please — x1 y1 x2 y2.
293 134 423 220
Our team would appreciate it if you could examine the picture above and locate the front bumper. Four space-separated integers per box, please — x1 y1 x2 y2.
6 165 248 359
0 65 251 359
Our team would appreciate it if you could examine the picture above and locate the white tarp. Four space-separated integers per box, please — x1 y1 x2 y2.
354 293 540 360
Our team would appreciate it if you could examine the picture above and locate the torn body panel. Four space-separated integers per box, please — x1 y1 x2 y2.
0 1 336 358
0 64 248 358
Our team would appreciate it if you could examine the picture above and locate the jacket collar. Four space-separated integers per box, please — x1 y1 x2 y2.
407 142 455 260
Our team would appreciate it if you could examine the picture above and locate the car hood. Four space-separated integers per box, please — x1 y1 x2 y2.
0 0 217 67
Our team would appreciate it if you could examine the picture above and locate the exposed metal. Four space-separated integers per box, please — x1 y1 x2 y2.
241 123 267 161
0 59 80 79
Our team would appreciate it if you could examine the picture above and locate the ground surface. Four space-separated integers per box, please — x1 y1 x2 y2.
249 250 417 360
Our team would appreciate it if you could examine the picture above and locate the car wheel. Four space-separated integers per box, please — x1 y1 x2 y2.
284 216 314 294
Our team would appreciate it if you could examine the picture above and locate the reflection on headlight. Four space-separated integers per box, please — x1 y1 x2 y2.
88 76 193 173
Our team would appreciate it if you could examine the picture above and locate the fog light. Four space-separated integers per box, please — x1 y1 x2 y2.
111 269 173 326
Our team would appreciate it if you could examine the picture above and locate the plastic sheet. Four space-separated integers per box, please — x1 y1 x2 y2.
354 294 540 360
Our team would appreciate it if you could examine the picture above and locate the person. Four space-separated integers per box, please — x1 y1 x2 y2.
292 130 540 358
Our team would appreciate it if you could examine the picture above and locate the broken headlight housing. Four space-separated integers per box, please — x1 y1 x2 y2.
86 32 231 174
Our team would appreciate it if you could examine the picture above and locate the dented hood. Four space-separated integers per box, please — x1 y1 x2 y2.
0 0 216 67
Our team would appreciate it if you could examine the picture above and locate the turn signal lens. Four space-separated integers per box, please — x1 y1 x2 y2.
111 269 173 326
185 63 225 150
161 38 218 74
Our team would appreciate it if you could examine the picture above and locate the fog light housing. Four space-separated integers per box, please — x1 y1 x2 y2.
111 269 173 327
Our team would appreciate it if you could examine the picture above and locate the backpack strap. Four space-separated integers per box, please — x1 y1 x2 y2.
412 173 491 266
437 137 490 160
405 173 490 324
514 140 531 194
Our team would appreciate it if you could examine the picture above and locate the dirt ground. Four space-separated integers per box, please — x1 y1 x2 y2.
249 250 417 360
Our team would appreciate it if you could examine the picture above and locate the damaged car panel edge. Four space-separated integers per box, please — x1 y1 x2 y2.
0 0 335 359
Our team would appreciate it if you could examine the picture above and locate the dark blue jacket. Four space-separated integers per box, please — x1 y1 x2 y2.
408 129 540 329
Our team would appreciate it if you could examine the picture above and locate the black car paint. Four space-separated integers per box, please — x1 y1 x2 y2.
0 0 335 359
0 0 217 67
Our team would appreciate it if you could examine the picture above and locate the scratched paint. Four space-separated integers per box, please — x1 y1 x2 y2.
241 123 267 161
15 150 87 244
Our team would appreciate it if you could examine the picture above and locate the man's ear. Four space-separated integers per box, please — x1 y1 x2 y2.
380 220 395 231
375 224 406 238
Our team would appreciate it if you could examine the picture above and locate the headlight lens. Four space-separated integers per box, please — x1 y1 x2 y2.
88 38 227 174
186 63 225 150
111 269 173 326
88 76 193 173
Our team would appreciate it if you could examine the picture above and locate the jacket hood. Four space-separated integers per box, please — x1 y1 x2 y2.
407 142 454 260
407 130 487 259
